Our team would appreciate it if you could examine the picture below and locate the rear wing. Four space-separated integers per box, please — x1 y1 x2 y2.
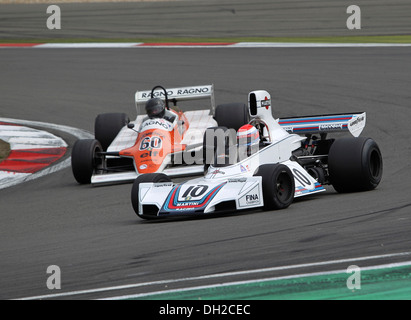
135 84 215 115
278 112 366 137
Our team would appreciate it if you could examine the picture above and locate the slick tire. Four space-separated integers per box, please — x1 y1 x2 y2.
328 137 383 193
95 113 130 151
254 164 295 210
71 139 102 184
131 173 172 219
215 103 249 131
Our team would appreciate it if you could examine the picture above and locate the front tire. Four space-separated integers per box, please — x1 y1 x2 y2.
71 139 103 184
131 173 172 218
328 137 383 193
254 164 295 210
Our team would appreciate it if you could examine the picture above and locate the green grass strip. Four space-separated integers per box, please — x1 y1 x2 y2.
132 265 411 300
1 35 411 44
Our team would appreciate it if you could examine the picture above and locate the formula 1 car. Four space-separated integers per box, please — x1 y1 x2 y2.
131 89 383 219
71 84 249 185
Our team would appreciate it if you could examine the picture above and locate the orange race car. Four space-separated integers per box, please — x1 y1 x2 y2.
71 85 249 185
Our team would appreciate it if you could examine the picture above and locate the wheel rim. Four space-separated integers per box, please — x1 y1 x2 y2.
369 148 382 181
276 172 292 202
92 144 104 172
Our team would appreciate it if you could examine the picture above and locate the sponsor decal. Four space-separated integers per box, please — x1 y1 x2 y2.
160 182 226 213
139 164 147 170
238 185 261 207
350 115 365 127
141 91 174 99
140 150 159 158
261 98 270 109
153 182 173 188
245 194 259 204
319 123 343 131
228 178 247 183
176 87 210 95
141 119 171 130
176 201 199 207
140 86 210 99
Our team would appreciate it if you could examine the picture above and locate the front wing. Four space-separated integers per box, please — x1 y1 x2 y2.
137 177 264 218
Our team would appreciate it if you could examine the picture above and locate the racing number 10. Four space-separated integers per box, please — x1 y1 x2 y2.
182 185 208 198
292 168 312 187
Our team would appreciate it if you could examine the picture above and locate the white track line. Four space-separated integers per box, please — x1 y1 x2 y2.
102 260 411 300
231 42 411 48
0 117 93 190
16 251 411 300
1 42 411 49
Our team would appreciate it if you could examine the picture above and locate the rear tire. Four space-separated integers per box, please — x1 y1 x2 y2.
328 137 383 193
254 164 295 210
95 113 129 151
131 173 172 218
215 103 249 131
71 139 103 184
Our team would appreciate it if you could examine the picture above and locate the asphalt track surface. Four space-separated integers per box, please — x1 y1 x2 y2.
1 46 411 300
1 0 411 40
1 1 411 301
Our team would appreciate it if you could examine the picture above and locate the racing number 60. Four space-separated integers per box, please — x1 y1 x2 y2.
139 136 162 150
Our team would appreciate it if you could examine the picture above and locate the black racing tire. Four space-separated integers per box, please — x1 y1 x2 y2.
131 173 172 218
95 113 130 151
71 139 103 184
307 167 326 185
254 164 295 210
215 103 249 131
328 137 383 193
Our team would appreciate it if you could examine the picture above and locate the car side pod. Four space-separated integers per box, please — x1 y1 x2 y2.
328 137 383 193
254 163 295 210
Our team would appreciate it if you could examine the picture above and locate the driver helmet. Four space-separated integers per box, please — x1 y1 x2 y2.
145 98 165 118
237 124 260 157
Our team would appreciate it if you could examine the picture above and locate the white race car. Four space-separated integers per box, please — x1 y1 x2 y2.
71 84 249 185
131 89 383 219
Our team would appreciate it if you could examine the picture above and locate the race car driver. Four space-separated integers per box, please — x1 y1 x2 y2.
145 98 176 123
237 124 260 160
